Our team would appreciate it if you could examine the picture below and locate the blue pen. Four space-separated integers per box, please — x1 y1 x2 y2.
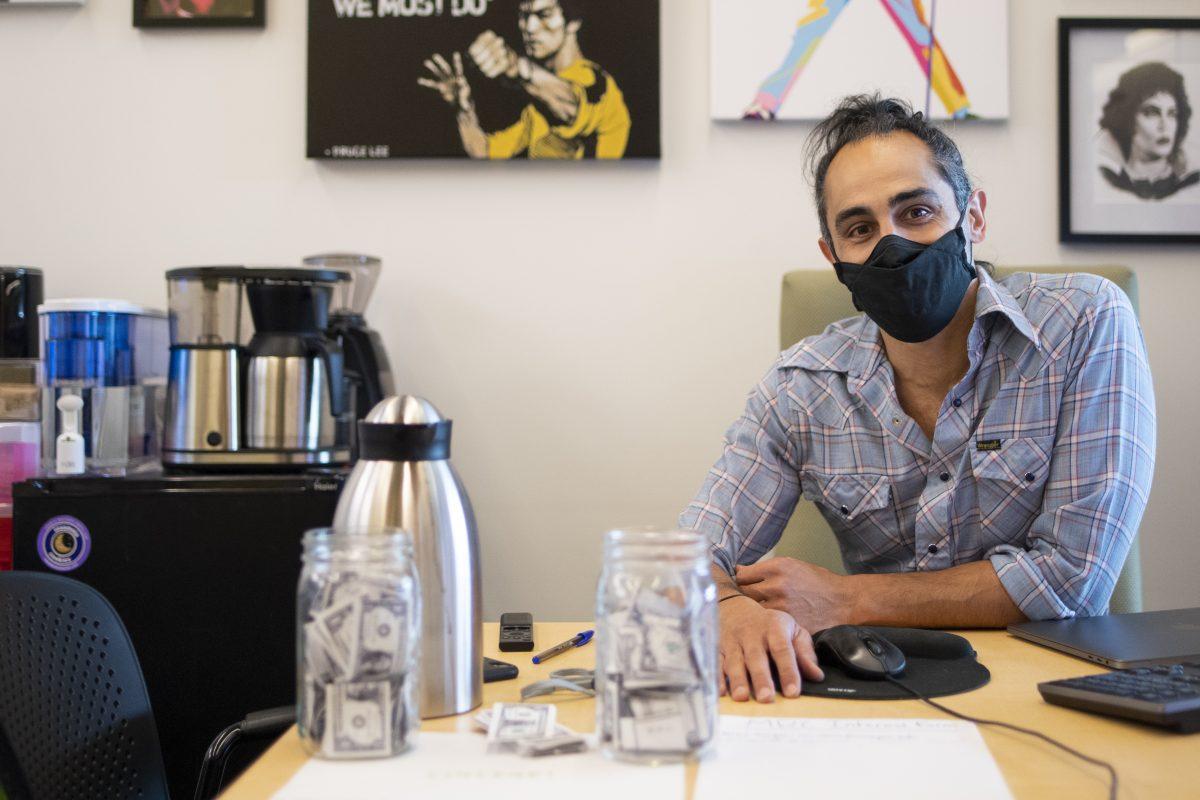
532 630 594 664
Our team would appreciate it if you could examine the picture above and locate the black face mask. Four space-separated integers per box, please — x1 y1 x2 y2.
832 215 977 344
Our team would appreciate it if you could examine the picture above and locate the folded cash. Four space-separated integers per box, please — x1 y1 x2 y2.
517 733 589 758
485 703 557 754
301 576 418 760
474 709 574 737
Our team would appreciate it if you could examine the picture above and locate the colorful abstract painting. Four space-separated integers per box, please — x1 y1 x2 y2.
711 0 1009 121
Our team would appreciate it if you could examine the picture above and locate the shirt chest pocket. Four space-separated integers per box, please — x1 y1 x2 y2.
803 473 894 525
970 435 1054 527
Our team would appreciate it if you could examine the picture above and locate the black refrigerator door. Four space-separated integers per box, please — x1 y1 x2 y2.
12 474 343 799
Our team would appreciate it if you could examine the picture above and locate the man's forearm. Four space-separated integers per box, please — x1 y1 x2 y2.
516 63 580 125
456 108 488 159
847 561 1026 629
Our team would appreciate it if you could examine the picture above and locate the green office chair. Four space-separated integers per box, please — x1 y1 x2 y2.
776 266 1144 615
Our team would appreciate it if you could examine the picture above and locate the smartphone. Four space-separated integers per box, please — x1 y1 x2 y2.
483 656 519 683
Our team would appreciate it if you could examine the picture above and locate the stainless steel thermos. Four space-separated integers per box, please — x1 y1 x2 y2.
332 395 482 718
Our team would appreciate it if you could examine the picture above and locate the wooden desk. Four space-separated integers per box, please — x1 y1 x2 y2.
222 622 1196 799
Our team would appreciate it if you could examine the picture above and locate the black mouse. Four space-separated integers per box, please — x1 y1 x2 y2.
814 625 907 679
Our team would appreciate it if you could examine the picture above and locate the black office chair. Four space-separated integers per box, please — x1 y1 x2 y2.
0 572 294 800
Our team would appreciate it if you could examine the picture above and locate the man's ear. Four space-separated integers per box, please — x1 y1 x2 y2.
966 189 987 246
818 237 837 267
566 19 582 35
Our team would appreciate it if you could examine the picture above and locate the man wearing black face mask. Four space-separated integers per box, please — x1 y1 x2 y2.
680 95 1156 704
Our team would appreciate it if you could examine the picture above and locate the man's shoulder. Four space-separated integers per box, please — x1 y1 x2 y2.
561 59 620 99
777 315 864 374
998 271 1136 355
1000 271 1132 322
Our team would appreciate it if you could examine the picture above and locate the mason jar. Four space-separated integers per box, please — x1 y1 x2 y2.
595 528 718 763
297 528 420 759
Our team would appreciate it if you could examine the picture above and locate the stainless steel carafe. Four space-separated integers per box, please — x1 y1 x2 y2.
332 395 482 719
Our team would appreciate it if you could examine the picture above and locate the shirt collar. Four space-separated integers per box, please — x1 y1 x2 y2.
781 267 1044 382
973 267 1042 351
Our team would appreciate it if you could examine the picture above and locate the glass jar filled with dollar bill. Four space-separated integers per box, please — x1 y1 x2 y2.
297 528 421 759
595 528 718 764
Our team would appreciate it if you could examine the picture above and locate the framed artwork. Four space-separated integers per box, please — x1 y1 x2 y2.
1059 18 1200 244
710 0 1009 121
307 0 661 160
133 0 265 28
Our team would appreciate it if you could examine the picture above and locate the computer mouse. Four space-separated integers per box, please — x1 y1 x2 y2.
814 625 907 680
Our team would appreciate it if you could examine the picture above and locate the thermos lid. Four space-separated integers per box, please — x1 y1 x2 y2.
358 395 452 462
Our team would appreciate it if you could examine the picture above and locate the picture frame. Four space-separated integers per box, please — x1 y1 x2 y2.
1059 17 1200 244
306 0 660 161
133 0 265 28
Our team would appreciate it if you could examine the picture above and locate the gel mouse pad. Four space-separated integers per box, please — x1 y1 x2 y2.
802 627 990 700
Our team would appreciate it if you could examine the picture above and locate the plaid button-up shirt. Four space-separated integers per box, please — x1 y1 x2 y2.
680 270 1156 621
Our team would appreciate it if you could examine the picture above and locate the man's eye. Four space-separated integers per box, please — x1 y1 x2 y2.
847 225 870 238
907 206 932 219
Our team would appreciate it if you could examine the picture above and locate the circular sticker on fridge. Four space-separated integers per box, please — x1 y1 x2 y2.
37 516 92 573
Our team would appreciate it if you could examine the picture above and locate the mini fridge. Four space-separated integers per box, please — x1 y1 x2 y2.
12 471 344 798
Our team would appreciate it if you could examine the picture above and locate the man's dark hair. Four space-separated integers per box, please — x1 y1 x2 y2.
805 94 973 246
557 0 584 23
1100 61 1191 162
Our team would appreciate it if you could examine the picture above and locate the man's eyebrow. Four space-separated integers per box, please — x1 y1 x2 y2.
888 187 940 207
833 205 872 229
832 187 941 231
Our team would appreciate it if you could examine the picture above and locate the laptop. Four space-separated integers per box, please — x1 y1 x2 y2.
1008 607 1200 669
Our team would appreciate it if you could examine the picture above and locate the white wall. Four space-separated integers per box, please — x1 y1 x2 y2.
1 0 1197 620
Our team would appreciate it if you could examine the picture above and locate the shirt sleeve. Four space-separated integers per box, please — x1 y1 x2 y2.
678 365 803 577
487 108 533 159
987 285 1156 620
551 68 630 157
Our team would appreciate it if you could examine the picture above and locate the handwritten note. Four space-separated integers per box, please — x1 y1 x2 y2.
694 716 1012 800
273 732 684 800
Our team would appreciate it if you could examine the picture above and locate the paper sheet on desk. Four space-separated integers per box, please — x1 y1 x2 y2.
695 717 1012 800
272 731 685 800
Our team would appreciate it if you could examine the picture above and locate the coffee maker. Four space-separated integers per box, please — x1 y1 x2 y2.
302 254 395 422
162 266 352 469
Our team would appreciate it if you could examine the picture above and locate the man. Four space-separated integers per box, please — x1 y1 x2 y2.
419 0 631 159
680 95 1156 704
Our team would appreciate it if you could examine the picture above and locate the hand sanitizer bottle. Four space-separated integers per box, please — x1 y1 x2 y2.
55 394 85 476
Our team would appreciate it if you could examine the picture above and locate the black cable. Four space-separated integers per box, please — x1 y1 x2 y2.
885 676 1118 800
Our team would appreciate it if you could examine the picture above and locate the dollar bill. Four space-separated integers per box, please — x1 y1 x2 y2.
355 593 408 678
485 703 557 753
302 679 327 743
327 679 393 758
313 598 362 677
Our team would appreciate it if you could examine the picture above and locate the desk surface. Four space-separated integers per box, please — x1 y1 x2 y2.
222 622 1197 800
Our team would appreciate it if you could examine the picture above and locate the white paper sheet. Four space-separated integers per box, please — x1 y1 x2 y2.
272 731 685 800
695 716 1012 800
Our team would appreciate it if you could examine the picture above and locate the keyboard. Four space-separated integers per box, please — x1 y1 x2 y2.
1039 662 1200 733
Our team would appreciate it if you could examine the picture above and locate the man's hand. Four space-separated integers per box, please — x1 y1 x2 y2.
418 52 474 113
736 557 854 632
718 595 823 703
468 31 521 80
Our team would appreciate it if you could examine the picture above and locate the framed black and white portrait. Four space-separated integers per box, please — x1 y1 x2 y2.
1059 18 1200 244
134 0 265 28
